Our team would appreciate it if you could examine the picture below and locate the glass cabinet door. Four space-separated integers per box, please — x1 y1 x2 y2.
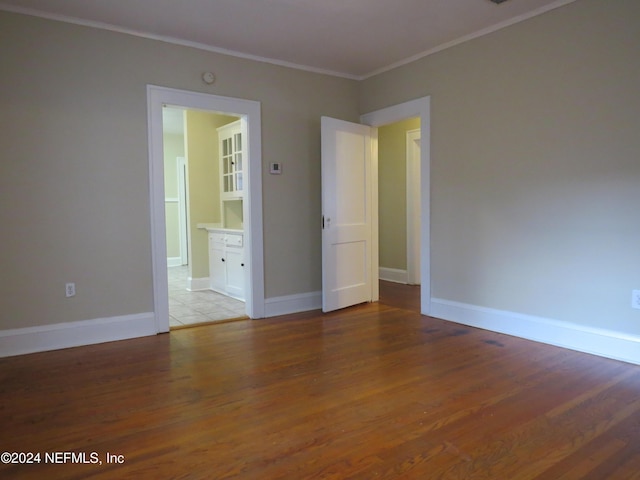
222 137 234 194
218 121 243 197
233 132 243 192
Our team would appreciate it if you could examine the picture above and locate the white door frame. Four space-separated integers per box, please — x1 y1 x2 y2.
361 97 431 315
177 156 189 266
406 129 421 285
147 85 265 333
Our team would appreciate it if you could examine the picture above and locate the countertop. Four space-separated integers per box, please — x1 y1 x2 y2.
197 223 243 234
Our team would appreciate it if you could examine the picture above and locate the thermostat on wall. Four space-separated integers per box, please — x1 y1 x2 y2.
270 162 282 174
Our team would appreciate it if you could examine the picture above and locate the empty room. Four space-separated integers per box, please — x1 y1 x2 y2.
1 0 639 478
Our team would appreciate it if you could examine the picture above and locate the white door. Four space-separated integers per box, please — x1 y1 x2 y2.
321 116 375 312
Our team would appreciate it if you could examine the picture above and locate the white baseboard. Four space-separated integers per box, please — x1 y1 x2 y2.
431 298 640 366
379 267 408 284
167 257 182 267
264 291 322 317
188 277 210 291
0 312 157 358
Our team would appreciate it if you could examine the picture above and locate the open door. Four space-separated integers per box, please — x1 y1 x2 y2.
321 116 376 312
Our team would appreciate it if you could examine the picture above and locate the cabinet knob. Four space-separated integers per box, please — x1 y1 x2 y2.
241 263 244 267
221 258 225 262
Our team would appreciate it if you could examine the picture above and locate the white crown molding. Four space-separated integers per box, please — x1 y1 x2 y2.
0 3 360 80
0 0 578 81
360 0 579 79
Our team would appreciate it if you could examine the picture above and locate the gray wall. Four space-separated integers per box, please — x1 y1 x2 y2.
361 0 640 335
0 11 359 330
1 0 639 343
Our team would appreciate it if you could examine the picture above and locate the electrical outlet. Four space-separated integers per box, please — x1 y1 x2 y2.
65 282 76 298
632 290 640 310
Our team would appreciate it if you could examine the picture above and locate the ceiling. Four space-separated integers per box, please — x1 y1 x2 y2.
0 0 576 79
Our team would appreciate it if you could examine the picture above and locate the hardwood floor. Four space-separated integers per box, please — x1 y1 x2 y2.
379 280 421 314
1 282 640 479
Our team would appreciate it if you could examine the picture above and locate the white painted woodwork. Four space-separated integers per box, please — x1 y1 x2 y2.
321 116 373 312
147 85 264 332
208 229 245 301
0 313 157 358
217 121 244 230
177 156 188 265
224 247 245 299
208 234 226 293
406 130 421 285
361 96 431 316
217 120 244 200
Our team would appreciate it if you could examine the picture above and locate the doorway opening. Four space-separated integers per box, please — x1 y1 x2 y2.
377 118 421 287
361 96 431 315
148 85 265 334
162 107 247 328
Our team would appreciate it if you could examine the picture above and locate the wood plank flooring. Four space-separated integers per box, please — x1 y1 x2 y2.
1 282 640 479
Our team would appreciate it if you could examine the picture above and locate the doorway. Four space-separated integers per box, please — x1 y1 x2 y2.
320 98 430 314
377 118 421 286
147 85 265 334
361 97 431 316
162 107 247 328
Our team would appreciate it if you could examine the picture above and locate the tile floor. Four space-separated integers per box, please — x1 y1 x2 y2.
168 266 247 328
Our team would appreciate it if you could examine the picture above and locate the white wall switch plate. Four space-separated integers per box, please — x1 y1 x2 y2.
269 162 282 174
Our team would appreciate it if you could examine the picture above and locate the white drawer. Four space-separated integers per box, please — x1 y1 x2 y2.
209 233 226 245
225 233 243 247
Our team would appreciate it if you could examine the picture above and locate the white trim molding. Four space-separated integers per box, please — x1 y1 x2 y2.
167 257 182 268
147 85 265 333
406 128 421 286
0 313 156 358
431 298 640 366
379 267 408 284
361 96 431 316
187 277 210 291
264 292 322 317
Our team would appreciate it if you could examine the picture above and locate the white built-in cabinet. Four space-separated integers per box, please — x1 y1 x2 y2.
208 230 244 300
202 120 245 301
217 120 243 200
